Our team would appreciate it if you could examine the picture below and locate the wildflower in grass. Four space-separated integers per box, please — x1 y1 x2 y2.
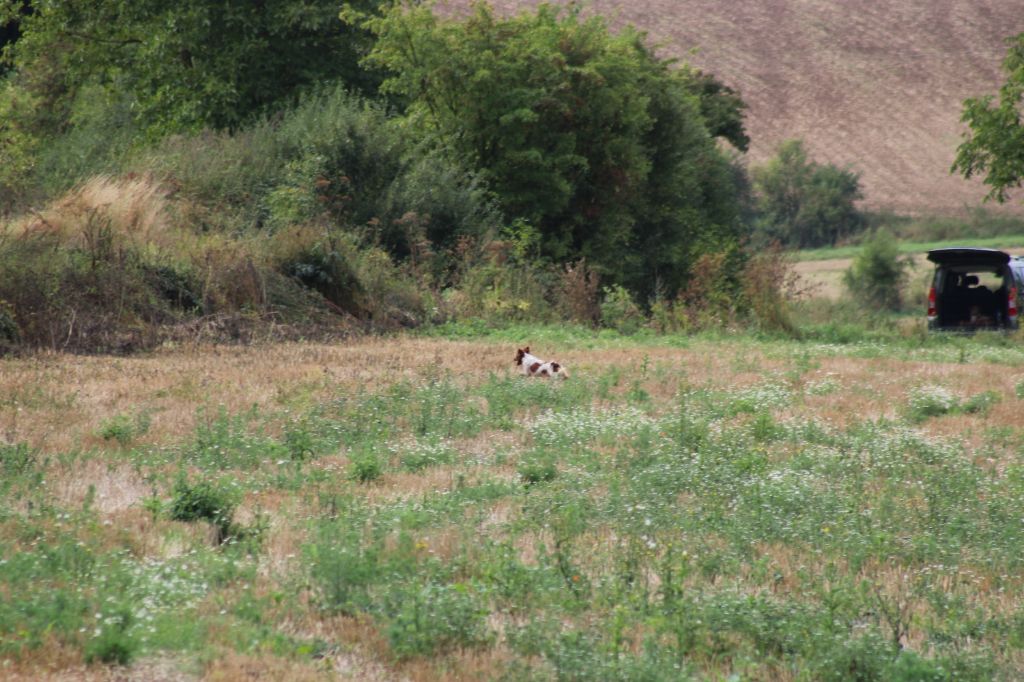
906 385 958 422
732 382 792 411
529 406 656 446
399 440 455 472
806 375 840 396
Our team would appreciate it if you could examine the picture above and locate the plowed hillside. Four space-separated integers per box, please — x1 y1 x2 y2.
451 0 1024 216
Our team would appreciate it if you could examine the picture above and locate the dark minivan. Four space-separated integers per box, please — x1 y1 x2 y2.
927 248 1024 331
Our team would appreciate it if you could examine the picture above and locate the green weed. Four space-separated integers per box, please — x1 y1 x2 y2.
167 476 240 544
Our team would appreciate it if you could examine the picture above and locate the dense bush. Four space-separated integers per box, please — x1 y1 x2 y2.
352 1 748 299
600 285 645 335
0 1 766 348
0 222 177 351
741 244 803 334
136 87 502 252
0 1 906 350
1 0 385 137
168 476 240 544
843 229 912 311
752 139 865 248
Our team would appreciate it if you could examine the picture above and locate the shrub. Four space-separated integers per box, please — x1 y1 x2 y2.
518 453 558 486
647 297 690 334
752 139 865 248
83 606 137 666
452 254 557 324
0 300 21 350
962 390 1001 415
168 477 240 544
97 412 150 447
741 243 805 334
555 259 601 326
600 285 644 335
283 421 317 462
400 441 454 472
0 441 36 476
0 177 205 350
271 226 370 317
137 86 500 254
349 451 383 483
269 225 427 328
308 528 381 614
386 582 490 658
843 230 912 311
678 251 743 330
906 385 958 422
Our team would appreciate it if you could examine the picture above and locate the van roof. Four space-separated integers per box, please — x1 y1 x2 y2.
926 248 1010 266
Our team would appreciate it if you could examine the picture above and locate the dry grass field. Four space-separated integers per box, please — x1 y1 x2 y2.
453 0 1024 215
2 336 1012 453
5 332 1024 679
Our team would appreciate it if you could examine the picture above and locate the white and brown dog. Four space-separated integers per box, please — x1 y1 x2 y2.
514 346 568 379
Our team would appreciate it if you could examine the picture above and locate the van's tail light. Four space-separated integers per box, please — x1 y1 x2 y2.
1009 287 1018 322
927 286 937 321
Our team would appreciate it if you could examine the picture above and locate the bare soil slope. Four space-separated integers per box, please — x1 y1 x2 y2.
454 0 1024 215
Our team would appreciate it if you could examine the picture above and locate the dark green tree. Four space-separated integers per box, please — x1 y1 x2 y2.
0 2 25 76
685 69 749 152
0 0 384 135
752 139 864 248
952 33 1024 203
345 1 747 298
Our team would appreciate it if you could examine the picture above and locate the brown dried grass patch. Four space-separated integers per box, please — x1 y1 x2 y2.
2 655 195 682
785 354 1024 433
48 460 151 515
203 651 329 682
399 648 518 682
0 636 85 679
7 175 180 251
314 614 398 679
0 338 802 456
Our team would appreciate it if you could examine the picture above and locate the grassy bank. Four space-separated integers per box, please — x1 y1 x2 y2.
795 234 1024 262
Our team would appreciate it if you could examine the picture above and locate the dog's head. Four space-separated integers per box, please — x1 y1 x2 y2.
514 346 530 366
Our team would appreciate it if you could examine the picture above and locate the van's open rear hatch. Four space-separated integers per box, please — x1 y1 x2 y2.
927 248 1010 267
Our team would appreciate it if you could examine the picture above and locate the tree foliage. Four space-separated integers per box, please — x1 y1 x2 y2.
0 2 24 76
752 139 864 248
346 1 748 298
843 229 911 311
0 0 383 136
953 33 1024 203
